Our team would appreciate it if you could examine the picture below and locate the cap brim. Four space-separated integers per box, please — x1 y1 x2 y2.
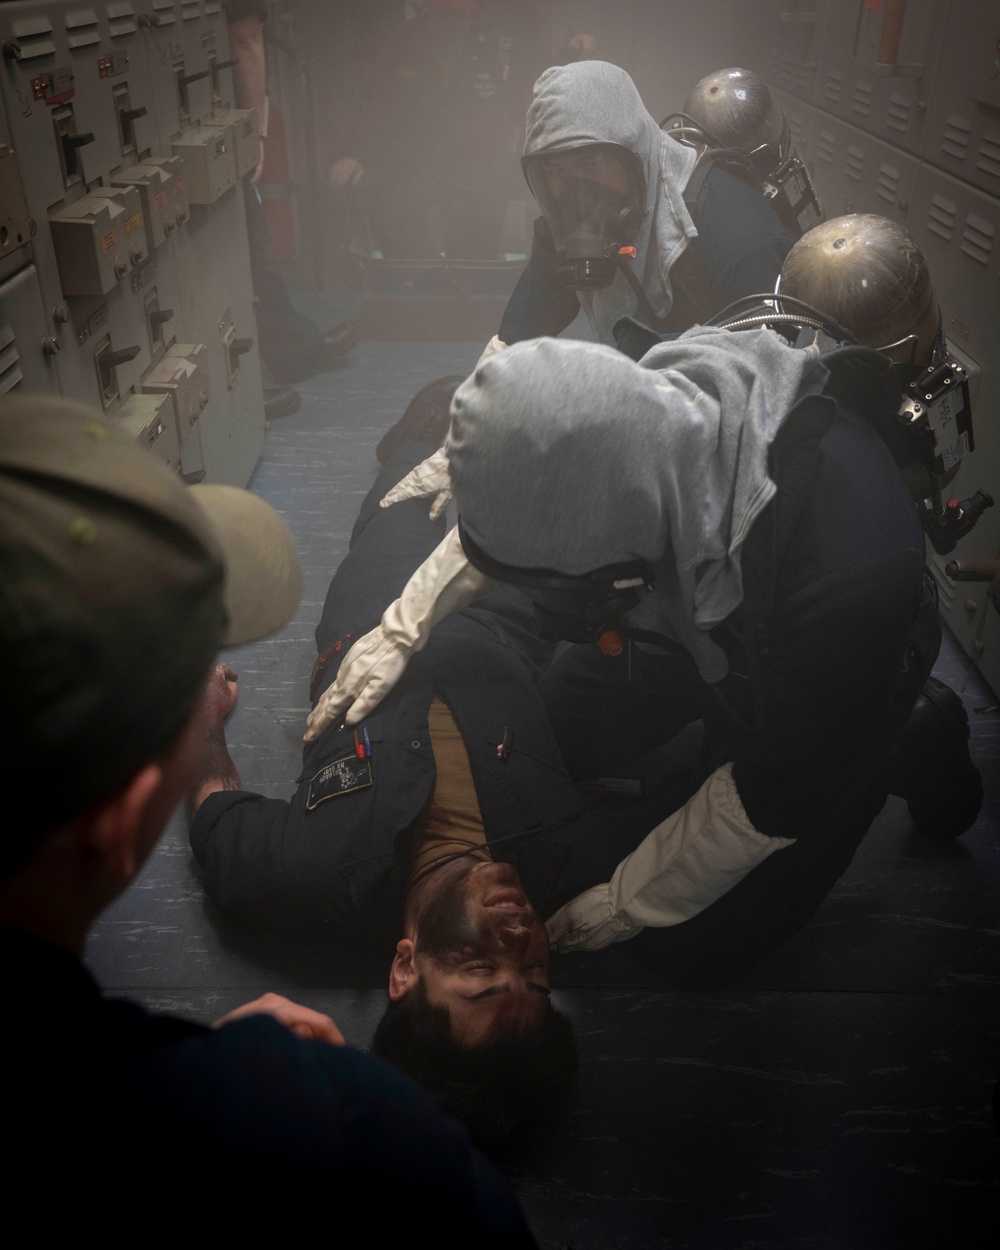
189 484 302 646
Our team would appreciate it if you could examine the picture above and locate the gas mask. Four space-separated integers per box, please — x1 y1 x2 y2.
458 520 654 643
521 143 646 290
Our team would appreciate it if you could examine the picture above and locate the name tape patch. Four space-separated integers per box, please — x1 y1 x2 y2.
306 752 373 810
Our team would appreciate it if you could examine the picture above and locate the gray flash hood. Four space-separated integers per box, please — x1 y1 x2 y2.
447 327 829 681
524 61 699 344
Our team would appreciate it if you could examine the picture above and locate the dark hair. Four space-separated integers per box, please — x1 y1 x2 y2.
371 980 577 1153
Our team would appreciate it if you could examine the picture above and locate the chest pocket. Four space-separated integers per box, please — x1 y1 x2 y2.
298 718 385 806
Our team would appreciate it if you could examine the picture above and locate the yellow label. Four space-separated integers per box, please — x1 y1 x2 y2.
154 191 168 212
100 228 119 253
173 180 186 197
124 211 141 235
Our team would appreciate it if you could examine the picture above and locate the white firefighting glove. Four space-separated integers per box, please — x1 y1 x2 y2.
304 526 495 738
380 447 453 519
379 338 507 518
545 763 795 952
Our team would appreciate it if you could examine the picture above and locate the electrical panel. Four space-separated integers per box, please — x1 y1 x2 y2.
0 145 32 262
49 184 147 295
111 157 185 250
202 106 259 181
171 121 238 203
113 389 179 470
0 262 58 395
141 339 209 444
0 0 264 487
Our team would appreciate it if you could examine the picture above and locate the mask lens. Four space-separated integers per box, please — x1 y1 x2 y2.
524 145 644 264
535 149 632 203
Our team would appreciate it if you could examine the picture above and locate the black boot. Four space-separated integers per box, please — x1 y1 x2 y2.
889 676 983 840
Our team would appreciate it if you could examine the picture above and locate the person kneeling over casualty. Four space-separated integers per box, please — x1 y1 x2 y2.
307 253 967 987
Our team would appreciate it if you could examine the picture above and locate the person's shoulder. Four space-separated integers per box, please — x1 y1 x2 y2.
143 1013 453 1157
6 988 534 1243
797 385 925 562
693 166 794 293
701 165 786 230
147 1015 534 1239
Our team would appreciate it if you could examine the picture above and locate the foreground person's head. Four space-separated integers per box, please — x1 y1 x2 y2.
373 858 576 1152
0 395 301 943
